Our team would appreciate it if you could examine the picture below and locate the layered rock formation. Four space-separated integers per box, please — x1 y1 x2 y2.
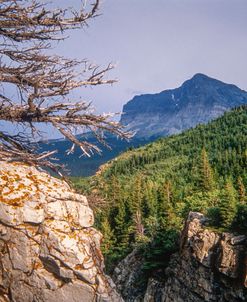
114 212 247 301
0 161 122 302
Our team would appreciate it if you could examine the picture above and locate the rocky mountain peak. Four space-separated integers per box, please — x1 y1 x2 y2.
120 74 247 138
182 73 219 89
189 72 216 82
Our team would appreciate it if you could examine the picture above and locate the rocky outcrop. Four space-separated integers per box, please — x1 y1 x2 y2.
0 161 122 302
145 212 247 302
114 212 247 301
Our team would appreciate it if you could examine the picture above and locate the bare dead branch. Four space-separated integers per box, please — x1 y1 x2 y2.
0 0 100 41
0 0 132 173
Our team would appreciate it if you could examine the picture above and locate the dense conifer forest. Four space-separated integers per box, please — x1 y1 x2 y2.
72 105 247 274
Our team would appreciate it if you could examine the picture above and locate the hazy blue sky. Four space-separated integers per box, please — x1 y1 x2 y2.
2 0 247 138
57 0 247 114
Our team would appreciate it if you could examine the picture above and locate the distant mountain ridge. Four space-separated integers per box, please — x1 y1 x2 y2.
41 74 247 176
120 73 247 137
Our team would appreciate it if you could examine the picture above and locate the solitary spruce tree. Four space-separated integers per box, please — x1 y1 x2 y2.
198 148 215 192
237 177 246 204
100 217 115 256
219 180 237 229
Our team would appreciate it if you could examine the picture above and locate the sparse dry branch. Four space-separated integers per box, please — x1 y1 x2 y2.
0 0 100 41
0 0 132 173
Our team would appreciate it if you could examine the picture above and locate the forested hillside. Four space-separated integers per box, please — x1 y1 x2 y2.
73 106 247 273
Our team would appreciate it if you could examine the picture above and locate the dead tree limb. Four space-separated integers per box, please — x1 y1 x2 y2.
0 0 131 173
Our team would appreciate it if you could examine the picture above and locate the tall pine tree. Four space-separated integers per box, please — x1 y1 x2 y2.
157 181 176 228
237 177 246 204
114 199 129 250
100 217 115 256
219 180 237 229
142 180 157 218
198 148 215 192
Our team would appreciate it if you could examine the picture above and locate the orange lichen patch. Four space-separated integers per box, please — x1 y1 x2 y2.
18 224 38 233
26 172 41 190
2 185 15 195
12 162 29 167
34 204 42 210
83 256 91 263
1 175 9 182
0 191 30 207
68 231 81 240
24 224 39 232
0 171 33 206
33 261 43 270
74 264 83 270
0 166 54 206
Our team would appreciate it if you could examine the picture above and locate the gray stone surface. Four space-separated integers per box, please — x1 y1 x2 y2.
113 249 146 301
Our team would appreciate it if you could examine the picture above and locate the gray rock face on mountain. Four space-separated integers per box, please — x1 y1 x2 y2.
121 74 247 137
0 162 122 302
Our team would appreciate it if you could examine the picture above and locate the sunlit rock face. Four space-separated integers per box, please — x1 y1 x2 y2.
0 161 122 302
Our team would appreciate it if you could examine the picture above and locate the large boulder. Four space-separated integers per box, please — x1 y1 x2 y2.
0 161 122 302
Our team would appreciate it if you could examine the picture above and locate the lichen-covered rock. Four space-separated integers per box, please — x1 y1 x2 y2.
0 161 122 302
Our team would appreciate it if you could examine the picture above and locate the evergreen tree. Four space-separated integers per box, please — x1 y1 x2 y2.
129 175 147 242
158 181 176 228
237 177 246 204
198 148 215 192
109 175 122 203
131 174 143 214
142 180 157 218
114 199 129 250
100 217 115 256
219 180 237 229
